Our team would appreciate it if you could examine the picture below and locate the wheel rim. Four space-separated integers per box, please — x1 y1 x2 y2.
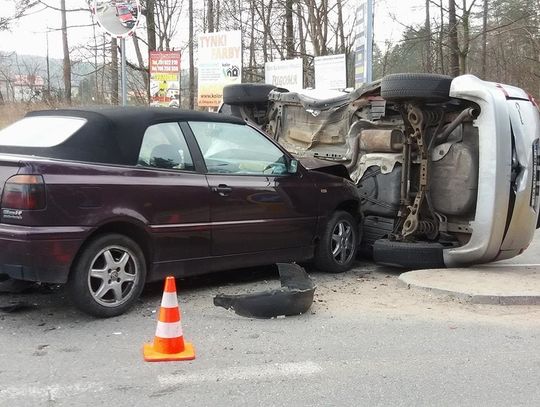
87 245 140 308
331 220 355 265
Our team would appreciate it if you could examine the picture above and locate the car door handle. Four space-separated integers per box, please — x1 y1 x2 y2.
211 184 233 196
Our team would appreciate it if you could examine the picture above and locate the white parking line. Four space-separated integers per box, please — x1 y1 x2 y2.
158 361 323 386
0 382 103 401
479 263 540 267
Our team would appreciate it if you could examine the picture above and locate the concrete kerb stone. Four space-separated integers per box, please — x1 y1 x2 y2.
398 266 540 305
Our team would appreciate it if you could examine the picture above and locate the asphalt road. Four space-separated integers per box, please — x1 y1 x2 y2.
1 234 539 406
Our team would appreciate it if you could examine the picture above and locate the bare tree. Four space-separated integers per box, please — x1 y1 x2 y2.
0 1 38 31
425 0 432 72
448 0 460 76
60 0 71 104
481 0 488 78
207 0 214 32
111 38 118 105
284 0 294 58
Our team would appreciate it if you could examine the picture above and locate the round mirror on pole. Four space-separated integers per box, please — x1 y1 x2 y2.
92 0 141 38
91 0 141 106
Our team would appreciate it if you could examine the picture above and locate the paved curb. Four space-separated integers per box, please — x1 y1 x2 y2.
398 267 540 305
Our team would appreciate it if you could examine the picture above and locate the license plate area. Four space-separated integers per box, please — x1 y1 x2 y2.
531 139 540 209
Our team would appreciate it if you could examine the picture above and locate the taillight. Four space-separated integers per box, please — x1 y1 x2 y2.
1 175 46 210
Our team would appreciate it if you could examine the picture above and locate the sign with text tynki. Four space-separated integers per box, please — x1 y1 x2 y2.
198 30 242 108
149 51 181 107
264 58 303 91
354 0 373 88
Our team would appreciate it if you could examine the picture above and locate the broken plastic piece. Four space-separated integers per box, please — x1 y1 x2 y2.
213 263 316 318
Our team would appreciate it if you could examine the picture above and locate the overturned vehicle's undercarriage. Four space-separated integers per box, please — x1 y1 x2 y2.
220 74 540 268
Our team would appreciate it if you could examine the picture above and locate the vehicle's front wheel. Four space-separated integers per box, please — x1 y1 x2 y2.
67 234 146 318
314 211 358 273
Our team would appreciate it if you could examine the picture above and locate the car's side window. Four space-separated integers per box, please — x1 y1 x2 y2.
188 121 288 176
138 122 195 171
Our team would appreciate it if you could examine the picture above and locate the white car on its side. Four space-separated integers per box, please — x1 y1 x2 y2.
220 74 540 268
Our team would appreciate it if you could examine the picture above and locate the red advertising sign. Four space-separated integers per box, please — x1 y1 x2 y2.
149 51 181 107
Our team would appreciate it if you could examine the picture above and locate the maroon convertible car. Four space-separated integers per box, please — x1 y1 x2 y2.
0 108 360 317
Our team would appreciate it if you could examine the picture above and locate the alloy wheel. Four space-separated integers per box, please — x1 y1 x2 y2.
331 220 355 265
87 245 139 307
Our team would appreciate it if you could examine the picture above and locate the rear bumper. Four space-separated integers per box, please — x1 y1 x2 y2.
0 224 90 284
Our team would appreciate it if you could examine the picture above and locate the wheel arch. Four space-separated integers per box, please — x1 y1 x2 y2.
334 199 361 220
70 220 153 276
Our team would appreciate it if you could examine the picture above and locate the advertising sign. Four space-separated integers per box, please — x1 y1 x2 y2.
264 59 303 91
314 54 347 89
197 30 242 107
354 0 373 87
149 51 181 106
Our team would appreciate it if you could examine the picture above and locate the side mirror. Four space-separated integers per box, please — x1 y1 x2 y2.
288 158 299 174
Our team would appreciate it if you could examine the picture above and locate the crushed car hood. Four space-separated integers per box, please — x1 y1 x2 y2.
299 157 351 180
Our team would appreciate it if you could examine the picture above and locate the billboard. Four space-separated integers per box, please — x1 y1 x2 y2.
314 54 347 89
149 51 181 107
354 0 374 88
198 30 242 107
265 59 303 91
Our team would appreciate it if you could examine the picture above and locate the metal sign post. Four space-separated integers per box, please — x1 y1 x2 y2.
91 0 141 106
121 38 127 105
366 0 374 83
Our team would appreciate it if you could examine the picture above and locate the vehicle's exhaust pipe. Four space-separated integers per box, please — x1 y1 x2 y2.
434 107 480 145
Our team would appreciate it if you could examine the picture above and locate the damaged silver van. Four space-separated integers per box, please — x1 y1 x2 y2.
220 73 540 268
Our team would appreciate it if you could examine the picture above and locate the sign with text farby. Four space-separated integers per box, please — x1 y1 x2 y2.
198 30 242 107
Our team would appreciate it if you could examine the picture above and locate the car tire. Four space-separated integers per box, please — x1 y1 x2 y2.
222 83 276 105
380 73 453 102
314 211 358 273
372 239 445 269
67 234 146 318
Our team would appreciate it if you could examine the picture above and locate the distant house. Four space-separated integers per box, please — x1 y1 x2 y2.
12 75 45 102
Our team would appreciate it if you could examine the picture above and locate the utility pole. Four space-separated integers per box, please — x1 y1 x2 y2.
46 29 51 99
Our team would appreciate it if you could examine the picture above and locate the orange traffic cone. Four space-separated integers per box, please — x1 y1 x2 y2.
143 276 196 362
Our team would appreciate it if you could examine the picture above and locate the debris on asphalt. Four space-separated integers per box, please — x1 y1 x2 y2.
213 263 316 319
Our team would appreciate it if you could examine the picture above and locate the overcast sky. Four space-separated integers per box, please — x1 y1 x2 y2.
0 0 426 65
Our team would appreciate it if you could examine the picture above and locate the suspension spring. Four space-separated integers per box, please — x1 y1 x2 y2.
416 220 438 235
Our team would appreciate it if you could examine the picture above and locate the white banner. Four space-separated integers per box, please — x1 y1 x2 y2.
197 30 242 107
264 59 303 91
314 54 347 90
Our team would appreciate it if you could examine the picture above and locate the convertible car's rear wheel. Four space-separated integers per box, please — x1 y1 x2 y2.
314 211 358 273
381 73 453 102
67 234 146 317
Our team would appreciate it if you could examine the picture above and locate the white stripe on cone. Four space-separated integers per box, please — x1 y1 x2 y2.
155 321 183 339
161 292 179 308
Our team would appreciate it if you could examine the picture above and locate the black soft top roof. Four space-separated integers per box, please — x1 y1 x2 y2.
2 107 245 165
